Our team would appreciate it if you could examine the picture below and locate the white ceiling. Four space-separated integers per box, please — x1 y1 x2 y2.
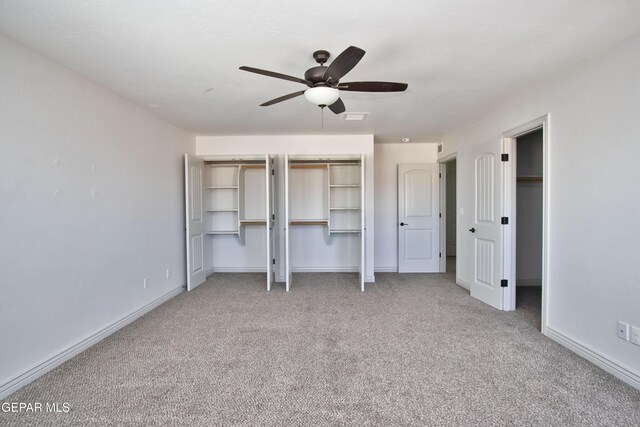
1 1 639 143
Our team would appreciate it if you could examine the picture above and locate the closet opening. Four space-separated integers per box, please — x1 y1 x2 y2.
284 154 365 292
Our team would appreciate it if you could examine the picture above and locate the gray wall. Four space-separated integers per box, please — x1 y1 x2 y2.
439 31 640 382
0 34 195 396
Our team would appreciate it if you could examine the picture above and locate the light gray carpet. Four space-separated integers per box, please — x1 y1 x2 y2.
2 272 639 426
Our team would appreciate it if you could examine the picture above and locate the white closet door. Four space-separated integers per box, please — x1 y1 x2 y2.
360 154 366 291
284 155 291 292
265 154 272 291
184 154 206 290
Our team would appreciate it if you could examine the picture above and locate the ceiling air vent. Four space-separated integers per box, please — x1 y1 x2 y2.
344 113 368 121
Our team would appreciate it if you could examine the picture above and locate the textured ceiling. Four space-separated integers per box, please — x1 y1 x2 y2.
1 0 639 143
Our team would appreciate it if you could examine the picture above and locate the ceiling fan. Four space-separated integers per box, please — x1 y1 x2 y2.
239 46 408 114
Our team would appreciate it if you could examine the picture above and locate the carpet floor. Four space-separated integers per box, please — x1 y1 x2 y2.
2 272 639 426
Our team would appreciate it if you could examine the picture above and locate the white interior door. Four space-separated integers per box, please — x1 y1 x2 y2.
284 155 291 292
469 142 503 309
185 154 206 290
398 163 440 272
265 154 273 291
360 154 365 291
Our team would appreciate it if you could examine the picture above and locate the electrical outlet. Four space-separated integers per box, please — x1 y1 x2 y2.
143 277 149 289
617 321 630 340
166 268 171 279
630 326 640 346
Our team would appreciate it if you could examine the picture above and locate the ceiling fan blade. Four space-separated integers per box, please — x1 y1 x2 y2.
240 66 311 86
328 98 346 114
338 81 408 92
323 46 365 82
260 90 306 106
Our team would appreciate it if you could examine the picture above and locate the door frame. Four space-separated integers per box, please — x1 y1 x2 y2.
502 114 549 333
438 152 458 275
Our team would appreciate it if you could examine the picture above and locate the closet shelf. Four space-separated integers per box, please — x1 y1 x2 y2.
205 186 238 189
517 176 543 182
206 208 238 212
329 184 360 188
329 229 361 234
330 207 360 210
206 230 239 235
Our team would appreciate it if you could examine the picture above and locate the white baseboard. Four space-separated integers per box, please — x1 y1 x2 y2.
291 267 359 273
374 267 397 273
276 271 375 283
545 327 640 391
211 267 267 273
0 286 184 400
456 278 470 291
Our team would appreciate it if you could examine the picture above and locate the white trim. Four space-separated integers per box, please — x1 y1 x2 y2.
501 114 550 334
374 267 397 272
0 286 184 400
457 278 471 291
438 150 458 163
212 267 267 273
546 327 640 391
439 162 447 273
366 274 375 283
291 267 359 273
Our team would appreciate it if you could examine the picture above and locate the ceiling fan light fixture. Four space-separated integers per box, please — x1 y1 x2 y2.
304 86 340 107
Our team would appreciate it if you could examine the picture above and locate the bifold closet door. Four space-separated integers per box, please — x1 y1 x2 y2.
360 153 366 291
284 154 291 291
265 154 273 291
184 154 207 290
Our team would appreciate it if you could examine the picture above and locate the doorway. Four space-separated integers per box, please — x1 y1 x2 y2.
439 156 457 278
514 129 543 329
502 115 549 332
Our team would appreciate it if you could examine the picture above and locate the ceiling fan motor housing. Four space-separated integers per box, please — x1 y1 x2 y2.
304 66 334 86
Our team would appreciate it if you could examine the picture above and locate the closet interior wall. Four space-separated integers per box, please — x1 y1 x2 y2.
285 155 365 291
199 155 274 289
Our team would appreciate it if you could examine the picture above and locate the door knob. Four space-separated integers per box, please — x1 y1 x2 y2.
400 222 408 226
469 227 476 233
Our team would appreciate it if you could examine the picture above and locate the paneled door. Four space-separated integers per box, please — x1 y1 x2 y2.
184 154 206 290
469 142 503 309
360 153 366 291
284 154 291 291
398 163 440 272
266 154 274 291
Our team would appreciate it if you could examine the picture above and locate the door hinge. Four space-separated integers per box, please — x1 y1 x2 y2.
501 153 509 162
271 169 275 176
439 172 442 178
272 259 275 265
501 216 509 225
272 214 275 221
501 279 508 287
439 213 442 218
439 252 442 258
